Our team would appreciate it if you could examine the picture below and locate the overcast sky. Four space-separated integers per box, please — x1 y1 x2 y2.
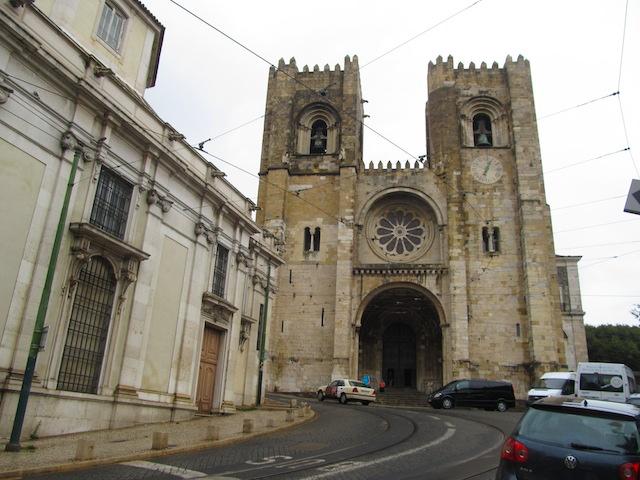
142 0 640 327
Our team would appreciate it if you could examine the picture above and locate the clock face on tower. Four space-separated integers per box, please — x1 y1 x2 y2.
470 155 504 184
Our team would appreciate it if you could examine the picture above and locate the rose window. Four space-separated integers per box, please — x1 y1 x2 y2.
374 208 427 255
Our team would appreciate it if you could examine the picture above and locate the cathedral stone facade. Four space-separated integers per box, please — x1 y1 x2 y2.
256 55 588 398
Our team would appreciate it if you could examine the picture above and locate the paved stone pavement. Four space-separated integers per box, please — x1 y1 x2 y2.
0 400 314 479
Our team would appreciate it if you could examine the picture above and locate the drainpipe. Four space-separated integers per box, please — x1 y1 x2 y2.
5 142 82 452
256 263 271 406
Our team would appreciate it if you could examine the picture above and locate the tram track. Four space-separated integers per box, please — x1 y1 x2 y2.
221 402 421 479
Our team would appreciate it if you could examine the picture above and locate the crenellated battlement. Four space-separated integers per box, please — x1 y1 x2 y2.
269 55 360 78
427 54 531 93
363 159 432 174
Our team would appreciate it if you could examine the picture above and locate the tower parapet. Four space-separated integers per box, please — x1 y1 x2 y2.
427 54 531 94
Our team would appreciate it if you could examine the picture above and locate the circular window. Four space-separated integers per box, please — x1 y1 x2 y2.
366 200 435 261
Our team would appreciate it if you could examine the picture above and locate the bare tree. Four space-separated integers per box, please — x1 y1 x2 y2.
632 304 640 322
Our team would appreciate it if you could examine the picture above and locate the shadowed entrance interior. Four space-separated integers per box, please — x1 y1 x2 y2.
358 286 442 392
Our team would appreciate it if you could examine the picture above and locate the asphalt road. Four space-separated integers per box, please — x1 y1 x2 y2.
27 397 523 480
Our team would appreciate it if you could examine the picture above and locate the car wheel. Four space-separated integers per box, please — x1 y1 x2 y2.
442 397 453 409
317 391 325 401
497 400 508 412
362 401 370 406
339 393 348 404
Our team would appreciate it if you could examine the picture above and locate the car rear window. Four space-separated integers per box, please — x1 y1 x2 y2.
349 380 368 388
518 408 640 454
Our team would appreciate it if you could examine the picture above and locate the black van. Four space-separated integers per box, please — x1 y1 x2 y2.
427 379 516 412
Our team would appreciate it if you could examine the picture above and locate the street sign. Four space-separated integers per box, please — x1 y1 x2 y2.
624 179 640 215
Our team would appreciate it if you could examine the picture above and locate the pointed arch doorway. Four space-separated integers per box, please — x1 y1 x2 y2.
358 285 443 392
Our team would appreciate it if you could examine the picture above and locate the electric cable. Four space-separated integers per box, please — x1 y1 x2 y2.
359 0 484 70
554 218 639 233
539 92 619 120
551 194 627 211
543 148 628 174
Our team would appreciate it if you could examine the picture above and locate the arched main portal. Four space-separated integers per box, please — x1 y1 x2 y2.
358 286 442 392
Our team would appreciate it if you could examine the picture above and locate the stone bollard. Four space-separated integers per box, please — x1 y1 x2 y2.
286 409 294 422
75 440 95 461
206 425 220 441
289 399 298 408
266 418 275 428
297 407 304 418
243 418 254 433
152 431 168 450
304 404 311 416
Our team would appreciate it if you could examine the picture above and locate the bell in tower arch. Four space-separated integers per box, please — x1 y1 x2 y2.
473 114 493 147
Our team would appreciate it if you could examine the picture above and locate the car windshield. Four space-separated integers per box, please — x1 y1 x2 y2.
534 378 568 390
348 380 368 388
518 407 640 454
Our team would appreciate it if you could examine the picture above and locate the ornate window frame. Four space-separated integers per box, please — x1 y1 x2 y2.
295 103 340 155
365 196 437 262
460 96 509 148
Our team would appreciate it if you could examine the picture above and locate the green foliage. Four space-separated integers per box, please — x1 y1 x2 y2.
585 324 640 371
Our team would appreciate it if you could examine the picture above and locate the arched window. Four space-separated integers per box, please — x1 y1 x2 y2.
296 105 340 155
473 114 493 147
313 227 321 252
58 257 116 394
482 226 500 254
310 120 328 154
304 227 312 252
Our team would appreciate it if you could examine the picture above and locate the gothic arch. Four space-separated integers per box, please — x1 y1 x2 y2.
357 187 445 227
355 281 446 329
295 102 341 155
460 96 510 148
356 282 446 391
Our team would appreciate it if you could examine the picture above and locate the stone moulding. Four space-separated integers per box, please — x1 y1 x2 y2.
201 292 238 329
353 264 447 276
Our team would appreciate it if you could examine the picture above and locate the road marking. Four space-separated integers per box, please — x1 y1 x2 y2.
122 460 207 478
302 427 456 479
220 444 359 476
445 421 454 428
275 458 326 469
245 455 293 465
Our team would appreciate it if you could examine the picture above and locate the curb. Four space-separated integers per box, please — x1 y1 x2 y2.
0 410 316 480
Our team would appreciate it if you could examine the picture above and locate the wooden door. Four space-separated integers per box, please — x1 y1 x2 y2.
196 326 221 413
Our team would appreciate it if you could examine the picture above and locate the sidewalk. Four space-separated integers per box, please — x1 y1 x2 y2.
0 400 314 479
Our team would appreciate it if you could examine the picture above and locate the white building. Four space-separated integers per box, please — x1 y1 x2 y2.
0 0 281 439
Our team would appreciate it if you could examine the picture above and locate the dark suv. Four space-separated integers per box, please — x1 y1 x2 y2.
496 396 640 479
427 379 516 412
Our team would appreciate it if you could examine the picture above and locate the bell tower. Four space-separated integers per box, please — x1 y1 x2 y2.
425 55 567 385
256 56 363 391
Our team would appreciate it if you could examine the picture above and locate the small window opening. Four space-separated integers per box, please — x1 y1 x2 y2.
289 269 292 284
304 227 312 252
321 307 325 327
310 120 328 154
516 323 521 337
482 226 500 254
256 304 264 350
473 113 493 147
313 227 321 252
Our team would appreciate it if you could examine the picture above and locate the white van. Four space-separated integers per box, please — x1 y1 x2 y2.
576 362 637 403
527 371 576 405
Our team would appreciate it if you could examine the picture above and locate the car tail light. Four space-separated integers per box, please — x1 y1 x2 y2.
619 463 640 480
352 387 358 393
500 437 528 463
